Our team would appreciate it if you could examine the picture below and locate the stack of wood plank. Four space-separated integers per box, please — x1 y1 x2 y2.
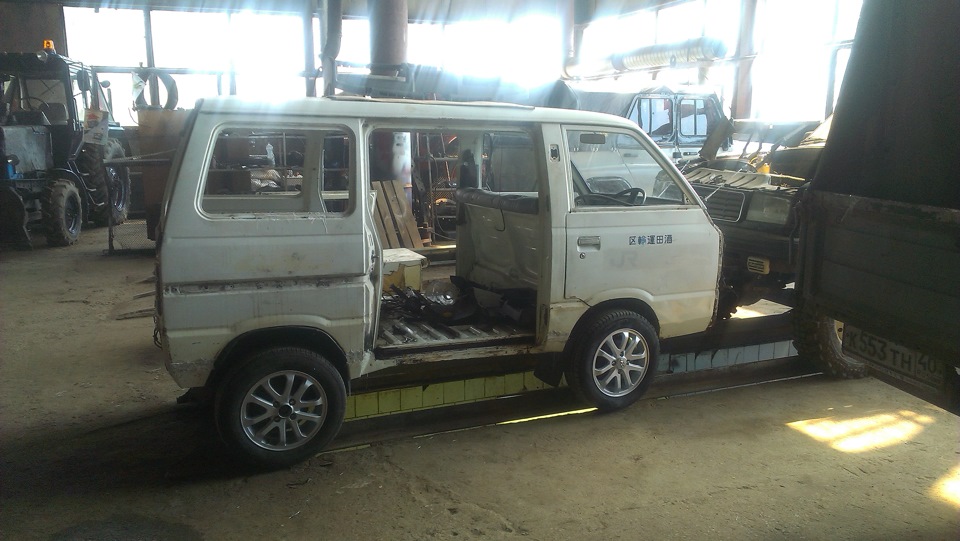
371 179 424 249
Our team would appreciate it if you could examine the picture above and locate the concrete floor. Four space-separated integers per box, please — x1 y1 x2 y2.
1 228 958 540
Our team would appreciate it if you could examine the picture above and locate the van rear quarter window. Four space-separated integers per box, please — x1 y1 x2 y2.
199 126 353 215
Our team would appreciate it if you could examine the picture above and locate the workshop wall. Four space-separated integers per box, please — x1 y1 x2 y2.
0 2 67 55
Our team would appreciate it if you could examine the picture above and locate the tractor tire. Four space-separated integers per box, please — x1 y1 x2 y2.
793 304 868 379
82 139 131 227
42 180 83 246
0 186 32 249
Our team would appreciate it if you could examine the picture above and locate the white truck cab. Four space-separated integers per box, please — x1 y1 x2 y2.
156 96 722 467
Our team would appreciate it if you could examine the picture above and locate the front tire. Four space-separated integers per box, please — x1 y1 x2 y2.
42 180 82 246
216 347 346 468
794 305 867 379
568 310 658 411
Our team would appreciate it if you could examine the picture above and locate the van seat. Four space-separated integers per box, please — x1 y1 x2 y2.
456 187 538 215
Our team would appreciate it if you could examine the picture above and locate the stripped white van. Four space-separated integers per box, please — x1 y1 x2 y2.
155 96 722 467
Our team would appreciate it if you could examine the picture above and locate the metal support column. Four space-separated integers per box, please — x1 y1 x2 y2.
369 0 407 76
319 0 342 97
143 9 160 106
731 0 757 119
303 0 317 97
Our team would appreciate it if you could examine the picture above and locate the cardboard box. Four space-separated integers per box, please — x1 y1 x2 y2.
382 248 427 293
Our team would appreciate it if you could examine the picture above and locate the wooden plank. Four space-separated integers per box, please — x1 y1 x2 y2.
370 190 391 249
373 186 400 248
385 180 423 249
378 190 400 249
394 180 424 249
381 181 414 247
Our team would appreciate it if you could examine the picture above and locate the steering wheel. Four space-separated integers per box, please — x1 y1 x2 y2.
21 96 49 111
615 187 646 205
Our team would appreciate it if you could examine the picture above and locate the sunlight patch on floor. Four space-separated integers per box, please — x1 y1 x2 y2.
731 307 765 319
497 407 597 426
931 464 960 508
787 410 935 453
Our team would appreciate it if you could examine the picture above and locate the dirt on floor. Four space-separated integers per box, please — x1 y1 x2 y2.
1 228 958 541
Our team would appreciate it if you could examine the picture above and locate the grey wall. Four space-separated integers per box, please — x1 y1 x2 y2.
0 2 68 55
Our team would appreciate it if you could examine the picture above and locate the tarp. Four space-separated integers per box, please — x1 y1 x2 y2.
811 0 960 210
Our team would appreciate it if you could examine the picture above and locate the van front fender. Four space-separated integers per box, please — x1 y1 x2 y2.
574 287 714 339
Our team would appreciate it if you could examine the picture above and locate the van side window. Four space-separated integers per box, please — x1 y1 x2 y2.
567 129 688 207
679 98 710 137
370 128 539 239
631 98 673 142
373 129 538 195
200 127 353 215
482 132 538 193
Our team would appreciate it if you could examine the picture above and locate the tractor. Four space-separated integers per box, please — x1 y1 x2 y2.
0 41 130 248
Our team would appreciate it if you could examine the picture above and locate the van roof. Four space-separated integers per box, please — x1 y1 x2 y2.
193 95 639 128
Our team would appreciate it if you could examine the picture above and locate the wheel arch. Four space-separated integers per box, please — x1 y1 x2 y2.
206 326 351 392
49 167 91 206
563 298 661 360
50 168 84 188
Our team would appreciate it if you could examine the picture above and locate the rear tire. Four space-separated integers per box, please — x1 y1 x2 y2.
567 309 658 411
215 347 346 468
42 180 82 246
794 305 867 379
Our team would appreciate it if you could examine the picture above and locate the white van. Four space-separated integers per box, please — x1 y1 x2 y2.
155 96 722 467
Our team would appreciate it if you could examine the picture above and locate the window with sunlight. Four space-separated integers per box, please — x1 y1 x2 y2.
63 7 146 67
436 15 560 88
228 12 306 101
151 11 230 108
750 0 863 120
322 15 562 90
656 1 703 43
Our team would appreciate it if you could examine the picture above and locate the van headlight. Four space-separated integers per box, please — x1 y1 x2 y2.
745 193 792 225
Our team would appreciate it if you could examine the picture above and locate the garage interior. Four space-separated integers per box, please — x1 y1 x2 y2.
1 1 958 540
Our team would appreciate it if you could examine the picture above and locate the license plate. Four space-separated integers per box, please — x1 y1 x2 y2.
842 325 946 390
